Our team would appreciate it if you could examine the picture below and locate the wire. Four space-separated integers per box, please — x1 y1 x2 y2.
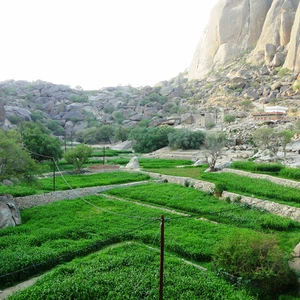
0 218 158 283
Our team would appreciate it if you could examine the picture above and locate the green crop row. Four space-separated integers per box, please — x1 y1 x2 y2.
106 183 300 234
8 243 255 300
38 172 150 191
231 161 284 173
0 194 271 289
231 161 300 181
200 172 300 205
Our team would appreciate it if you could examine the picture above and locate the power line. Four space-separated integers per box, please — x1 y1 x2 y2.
0 219 158 285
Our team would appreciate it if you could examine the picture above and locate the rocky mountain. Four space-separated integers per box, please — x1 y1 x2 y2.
0 0 299 141
188 0 300 80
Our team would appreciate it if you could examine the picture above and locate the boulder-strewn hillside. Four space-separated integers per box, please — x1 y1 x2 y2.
0 0 299 139
188 0 300 79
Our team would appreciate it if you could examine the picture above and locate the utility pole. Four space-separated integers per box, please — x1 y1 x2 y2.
159 214 165 300
53 158 56 191
103 146 105 165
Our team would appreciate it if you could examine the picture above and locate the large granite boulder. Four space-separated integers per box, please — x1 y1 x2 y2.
284 1 300 73
188 0 272 79
0 195 21 229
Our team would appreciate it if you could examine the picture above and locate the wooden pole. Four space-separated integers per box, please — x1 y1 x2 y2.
103 146 105 165
159 214 164 300
53 159 56 192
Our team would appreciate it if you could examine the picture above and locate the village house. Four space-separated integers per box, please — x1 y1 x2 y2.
253 106 288 122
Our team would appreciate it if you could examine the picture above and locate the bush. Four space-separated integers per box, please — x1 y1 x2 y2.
168 129 205 150
213 232 298 298
214 183 227 197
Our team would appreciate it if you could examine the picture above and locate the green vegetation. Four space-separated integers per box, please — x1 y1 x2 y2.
204 132 227 171
168 129 205 150
106 183 300 233
200 172 300 205
231 161 284 173
7 243 254 300
38 172 150 191
223 114 236 124
129 125 175 153
76 125 114 144
64 144 93 173
0 129 38 182
231 161 300 181
213 232 298 298
20 122 63 162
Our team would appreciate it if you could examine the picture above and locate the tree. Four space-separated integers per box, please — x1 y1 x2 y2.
0 129 38 182
129 125 175 153
64 144 92 173
252 127 279 155
224 114 236 124
168 129 205 150
213 232 298 298
97 125 114 143
114 126 129 142
277 130 294 158
204 132 227 171
20 122 63 162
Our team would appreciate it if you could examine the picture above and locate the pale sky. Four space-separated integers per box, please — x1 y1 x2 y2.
1 0 218 90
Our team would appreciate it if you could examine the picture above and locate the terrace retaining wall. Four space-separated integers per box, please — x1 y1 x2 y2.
222 168 300 189
14 181 153 209
13 171 300 222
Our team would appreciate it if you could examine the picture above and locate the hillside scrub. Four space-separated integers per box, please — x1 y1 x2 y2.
213 232 298 299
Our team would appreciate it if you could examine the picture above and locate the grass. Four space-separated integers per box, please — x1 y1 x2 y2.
0 172 150 197
7 243 255 300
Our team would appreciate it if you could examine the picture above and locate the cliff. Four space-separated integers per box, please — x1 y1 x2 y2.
188 0 300 80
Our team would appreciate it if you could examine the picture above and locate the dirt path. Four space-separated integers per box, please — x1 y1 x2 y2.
0 275 45 300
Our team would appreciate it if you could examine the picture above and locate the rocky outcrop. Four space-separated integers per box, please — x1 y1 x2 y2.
284 1 300 72
189 0 300 80
188 0 273 79
0 195 21 229
0 97 5 125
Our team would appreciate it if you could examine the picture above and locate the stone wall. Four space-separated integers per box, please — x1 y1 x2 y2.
14 171 300 223
221 191 300 222
15 181 151 209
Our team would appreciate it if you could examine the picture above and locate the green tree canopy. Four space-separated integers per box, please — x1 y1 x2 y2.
20 122 63 162
64 144 92 173
168 129 205 150
0 129 38 182
129 125 175 153
223 114 236 124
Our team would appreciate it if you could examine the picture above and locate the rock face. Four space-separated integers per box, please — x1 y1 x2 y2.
284 1 300 72
0 98 5 125
188 0 300 80
0 195 21 229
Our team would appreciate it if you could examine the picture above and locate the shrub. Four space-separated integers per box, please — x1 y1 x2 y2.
168 129 205 150
213 232 298 298
214 183 227 197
